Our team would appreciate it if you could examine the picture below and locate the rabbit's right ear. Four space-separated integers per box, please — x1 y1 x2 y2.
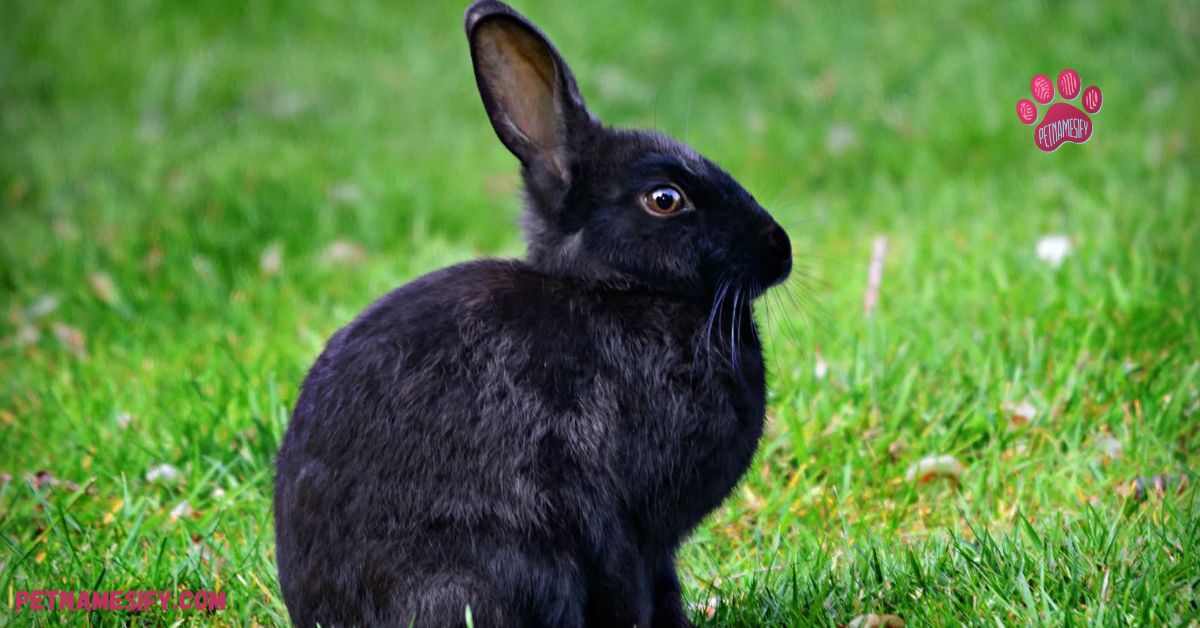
465 1 593 184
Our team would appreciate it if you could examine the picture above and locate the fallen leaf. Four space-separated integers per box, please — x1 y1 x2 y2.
327 182 363 205
742 485 765 511
146 463 181 484
52 322 87 358
320 240 367 266
1036 235 1072 267
863 236 888 317
687 596 719 620
102 498 123 525
1004 400 1037 426
1119 474 1190 502
826 123 859 156
144 247 164 272
26 470 78 492
1096 433 1123 461
31 470 56 490
848 613 905 628
14 324 40 346
260 243 283 276
905 454 965 483
170 501 193 521
190 538 219 565
814 352 829 380
27 294 59 318
88 272 121 304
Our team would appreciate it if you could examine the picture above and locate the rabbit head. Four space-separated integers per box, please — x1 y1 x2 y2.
466 0 791 298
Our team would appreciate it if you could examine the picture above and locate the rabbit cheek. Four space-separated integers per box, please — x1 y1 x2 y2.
592 210 702 289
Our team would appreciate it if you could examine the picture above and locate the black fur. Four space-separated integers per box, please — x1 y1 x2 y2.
274 2 792 626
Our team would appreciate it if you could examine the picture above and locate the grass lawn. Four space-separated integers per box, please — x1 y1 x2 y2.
2 0 1198 625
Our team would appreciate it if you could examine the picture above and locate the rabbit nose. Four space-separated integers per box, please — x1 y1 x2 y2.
765 224 789 254
761 223 792 284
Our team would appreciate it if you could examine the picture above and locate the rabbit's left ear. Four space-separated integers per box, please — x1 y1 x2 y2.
466 1 593 184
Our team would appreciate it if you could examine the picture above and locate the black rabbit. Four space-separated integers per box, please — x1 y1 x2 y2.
274 1 792 626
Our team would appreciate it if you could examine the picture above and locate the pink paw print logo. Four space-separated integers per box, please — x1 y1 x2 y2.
1016 69 1102 153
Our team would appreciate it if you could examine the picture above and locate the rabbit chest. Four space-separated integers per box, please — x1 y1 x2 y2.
476 270 768 545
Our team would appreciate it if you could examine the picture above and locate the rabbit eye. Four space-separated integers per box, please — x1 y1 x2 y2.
641 186 686 217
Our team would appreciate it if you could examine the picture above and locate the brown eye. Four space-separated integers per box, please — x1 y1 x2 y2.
641 186 686 216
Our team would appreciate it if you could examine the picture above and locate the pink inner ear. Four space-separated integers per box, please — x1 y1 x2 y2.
475 19 560 150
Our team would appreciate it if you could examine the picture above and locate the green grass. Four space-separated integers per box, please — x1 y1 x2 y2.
2 0 1198 625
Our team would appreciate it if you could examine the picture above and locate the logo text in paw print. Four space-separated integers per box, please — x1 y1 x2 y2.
1016 69 1102 153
